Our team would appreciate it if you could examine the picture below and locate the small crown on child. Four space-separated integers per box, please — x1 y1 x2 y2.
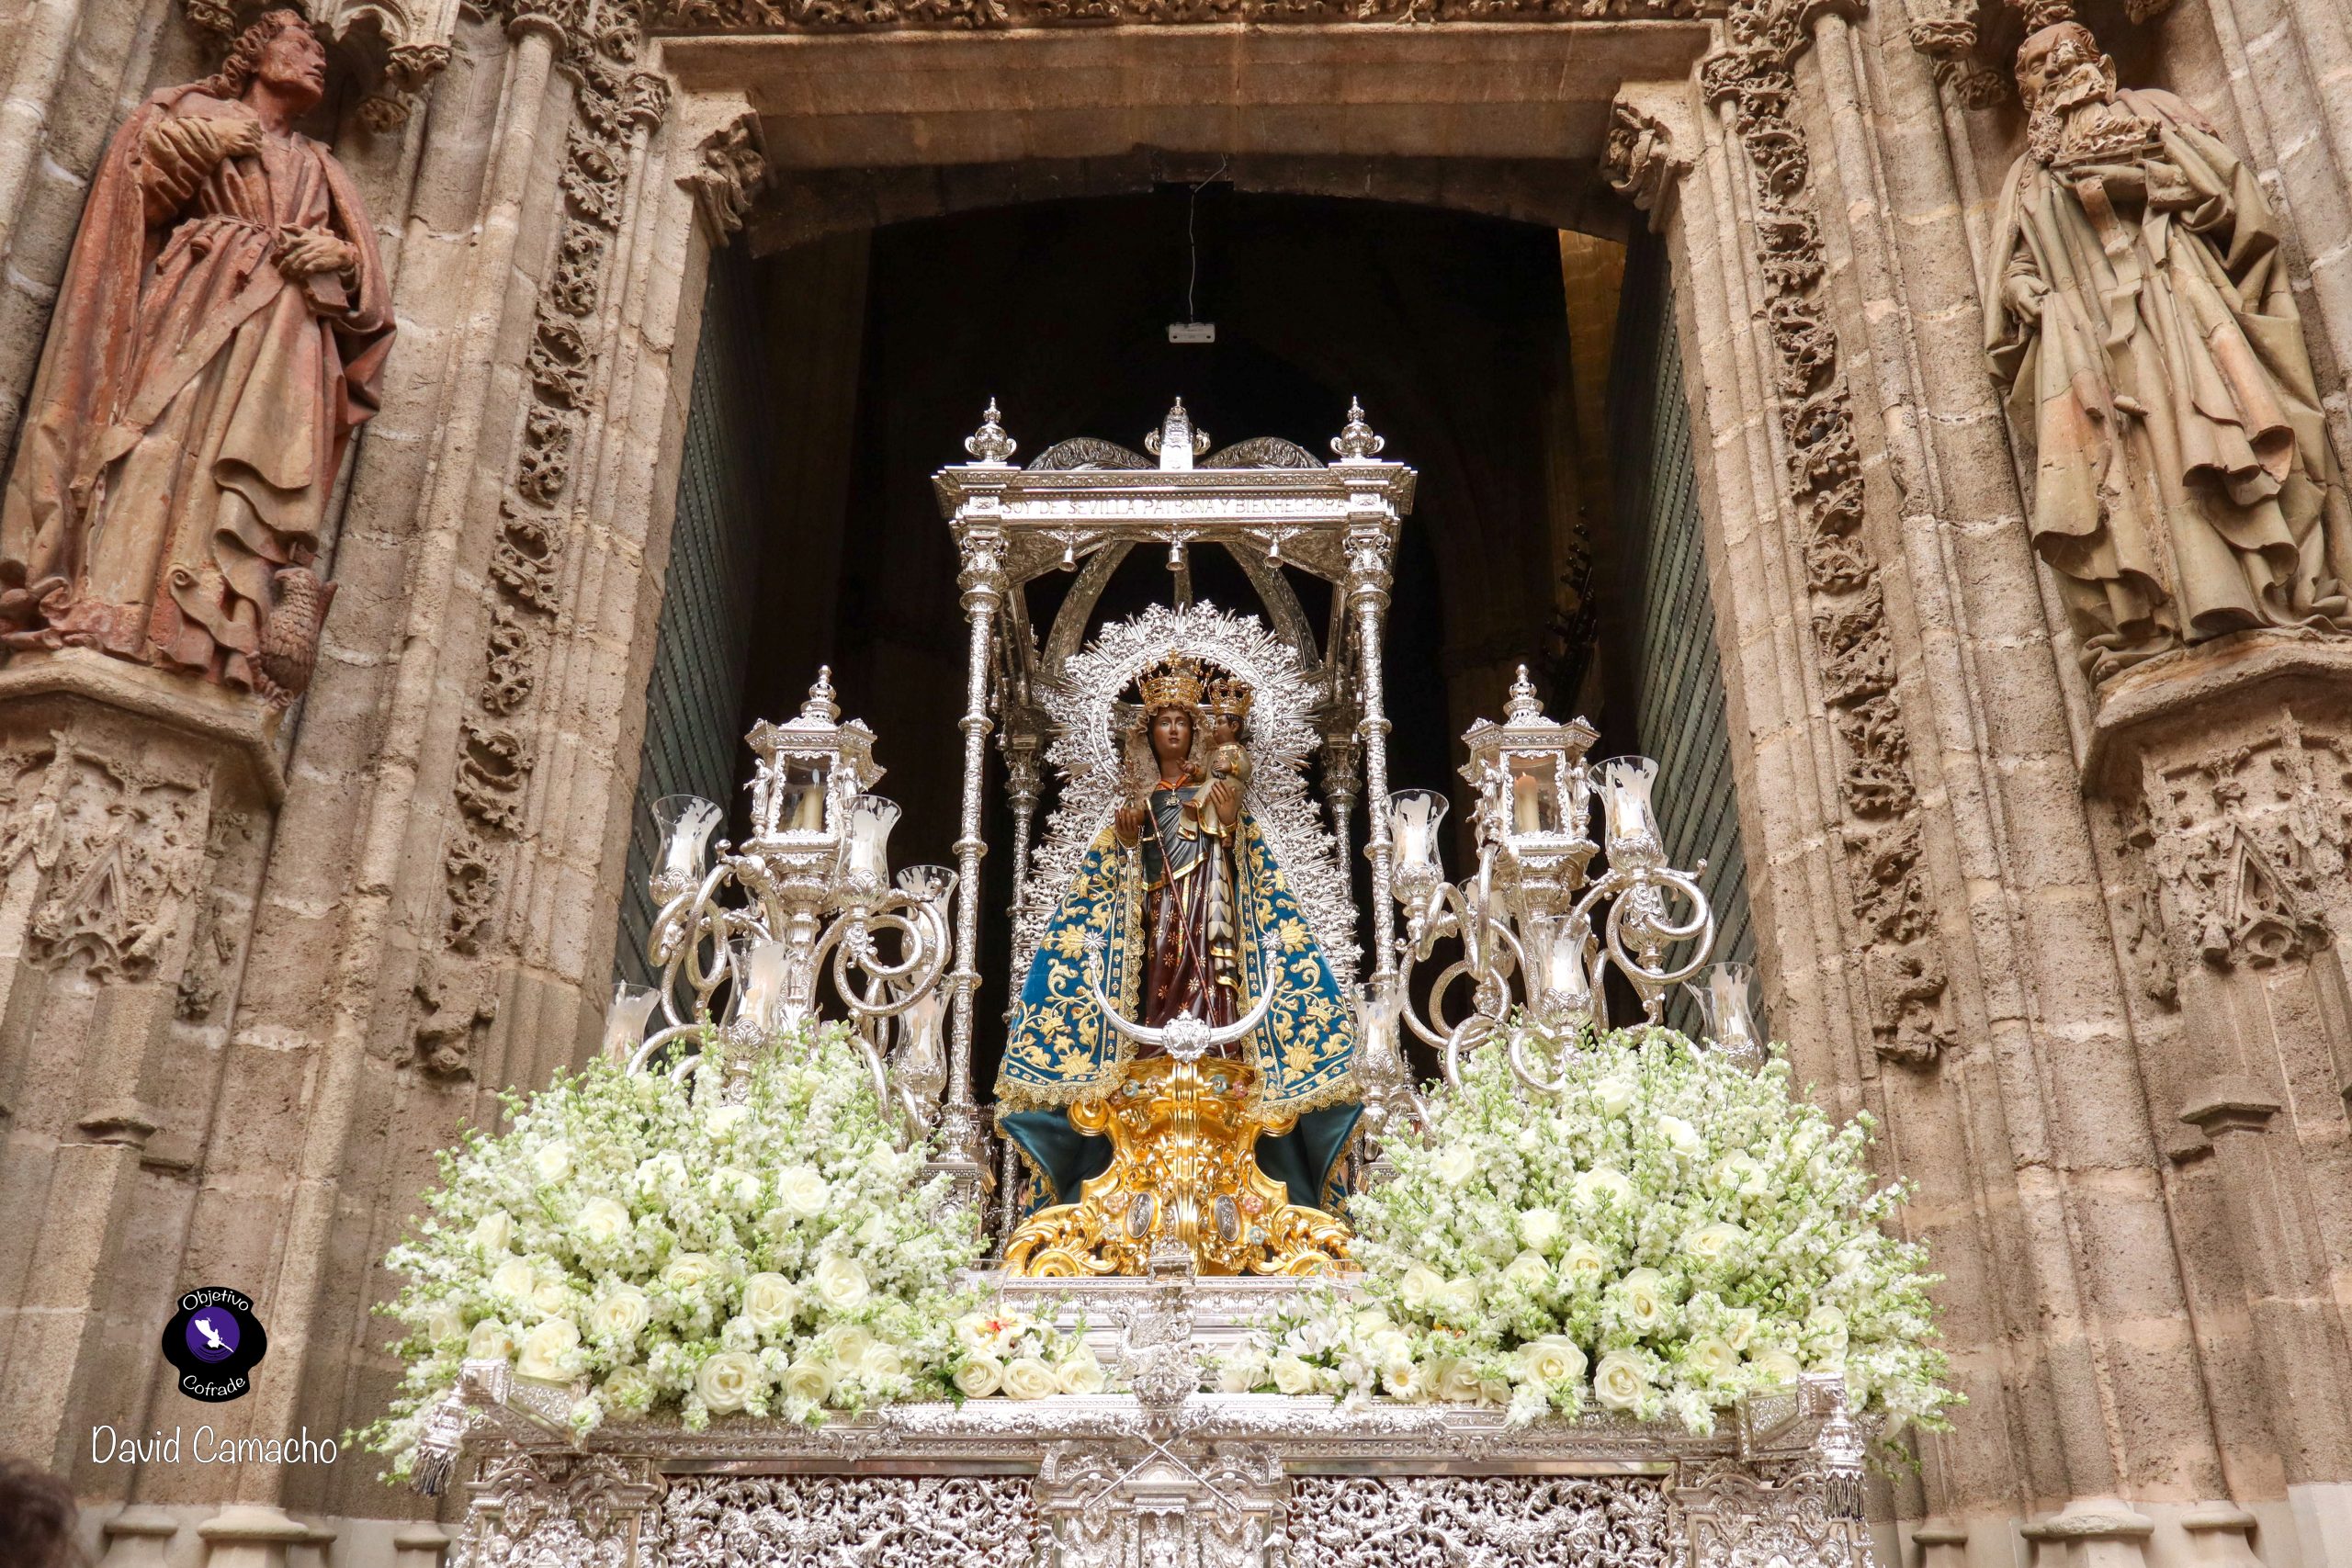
1200 675 1254 718
1137 652 1205 711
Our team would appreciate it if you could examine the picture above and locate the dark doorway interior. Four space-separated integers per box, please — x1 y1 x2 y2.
619 185 1751 1083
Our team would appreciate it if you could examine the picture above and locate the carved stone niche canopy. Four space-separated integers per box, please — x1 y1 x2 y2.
180 0 460 129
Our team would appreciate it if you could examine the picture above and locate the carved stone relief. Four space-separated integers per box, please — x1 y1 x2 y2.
1600 100 1690 230
648 0 1715 29
175 809 254 1021
430 0 671 976
19 750 206 984
682 116 768 240
1702 0 1954 1065
411 950 498 1079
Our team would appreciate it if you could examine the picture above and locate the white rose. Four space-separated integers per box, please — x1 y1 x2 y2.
1516 1207 1564 1255
1431 1145 1478 1186
1057 1350 1106 1395
473 1212 514 1254
955 1354 1003 1398
1749 1348 1802 1386
812 1254 870 1312
1370 1328 1413 1364
1558 1239 1607 1291
1351 1306 1391 1337
1572 1167 1634 1211
425 1303 466 1344
531 1140 574 1184
1619 1268 1670 1334
1003 1356 1057 1400
1502 1251 1553 1293
781 1357 835 1405
1380 1358 1422 1399
1686 1337 1739 1381
531 1281 571 1317
516 1317 580 1382
1271 1354 1317 1395
466 1320 514 1361
740 1272 800 1334
862 1341 907 1383
1436 1278 1482 1325
1806 1305 1850 1349
1592 1349 1650 1411
1217 1355 1265 1393
574 1196 631 1247
714 1167 762 1209
663 1252 719 1291
827 1325 876 1371
1436 1359 1486 1402
706 1103 749 1138
1656 1115 1705 1160
697 1349 760 1413
599 1364 652 1407
1593 1077 1636 1117
589 1287 650 1344
1398 1266 1442 1311
1685 1221 1747 1267
1724 1308 1761 1351
776 1166 831 1220
1512 1335 1589 1386
1713 1153 1769 1197
491 1258 537 1303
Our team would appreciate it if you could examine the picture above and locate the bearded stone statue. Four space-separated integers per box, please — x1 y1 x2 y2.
1985 21 2352 680
0 9 392 702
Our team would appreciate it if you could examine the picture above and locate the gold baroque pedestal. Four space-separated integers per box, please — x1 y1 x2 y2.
1002 1055 1353 1277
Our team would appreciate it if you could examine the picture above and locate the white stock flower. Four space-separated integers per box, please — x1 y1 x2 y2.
781 1357 834 1405
955 1354 1003 1398
1057 1350 1105 1395
516 1317 581 1382
589 1287 650 1343
740 1272 800 1334
467 1320 515 1361
473 1212 514 1254
1592 1349 1650 1412
1003 1357 1057 1400
813 1255 870 1312
697 1350 760 1413
491 1258 537 1303
1271 1354 1317 1395
776 1166 831 1220
575 1196 631 1247
531 1140 574 1184
1516 1207 1564 1255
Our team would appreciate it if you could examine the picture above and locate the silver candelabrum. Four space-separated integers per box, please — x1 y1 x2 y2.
1381 667 1759 1097
600 670 956 1146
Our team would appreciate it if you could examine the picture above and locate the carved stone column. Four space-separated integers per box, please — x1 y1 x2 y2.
0 654 278 1473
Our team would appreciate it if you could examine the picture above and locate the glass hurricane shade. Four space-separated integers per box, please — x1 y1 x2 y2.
601 981 658 1064
652 795 722 882
1387 788 1449 872
1526 912 1596 1019
1594 756 1662 861
725 935 791 1032
894 863 958 913
1686 963 1766 1066
844 795 901 882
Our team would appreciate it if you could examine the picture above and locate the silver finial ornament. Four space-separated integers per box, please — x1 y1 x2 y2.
1505 664 1544 724
965 399 1017 465
801 665 841 722
1144 399 1210 471
1331 398 1385 460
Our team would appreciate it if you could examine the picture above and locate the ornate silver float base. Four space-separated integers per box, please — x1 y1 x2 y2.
439 1360 1874 1568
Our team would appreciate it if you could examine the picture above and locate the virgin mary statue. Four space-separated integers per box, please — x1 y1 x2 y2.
996 654 1360 1217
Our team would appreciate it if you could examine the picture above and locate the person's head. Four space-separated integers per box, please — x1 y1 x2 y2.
0 1458 82 1568
207 9 326 112
2017 22 2112 117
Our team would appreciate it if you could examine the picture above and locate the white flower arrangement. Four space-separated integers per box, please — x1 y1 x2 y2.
1213 1023 1956 1439
363 1022 1097 1477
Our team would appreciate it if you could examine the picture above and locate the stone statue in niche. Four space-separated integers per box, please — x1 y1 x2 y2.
0 9 392 703
1984 21 2352 681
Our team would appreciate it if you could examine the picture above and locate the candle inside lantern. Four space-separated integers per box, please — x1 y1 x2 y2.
778 761 829 834
601 981 659 1065
651 795 722 882
1387 788 1449 872
1509 755 1560 836
844 795 901 883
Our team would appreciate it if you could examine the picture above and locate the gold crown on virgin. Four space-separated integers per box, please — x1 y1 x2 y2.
1200 674 1254 719
1136 652 1205 711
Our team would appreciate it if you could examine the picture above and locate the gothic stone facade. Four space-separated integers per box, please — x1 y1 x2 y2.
0 1 2348 1566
